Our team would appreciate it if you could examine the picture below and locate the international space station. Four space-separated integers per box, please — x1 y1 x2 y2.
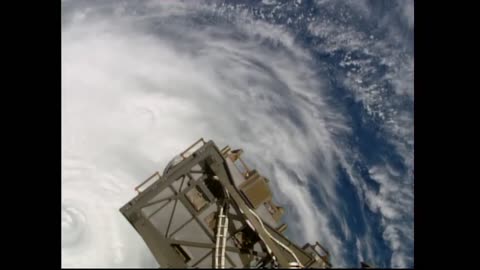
120 138 372 268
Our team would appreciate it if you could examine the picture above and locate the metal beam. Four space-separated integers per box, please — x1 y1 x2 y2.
205 147 292 268
133 218 188 268
120 142 216 220
120 140 332 268
168 239 243 253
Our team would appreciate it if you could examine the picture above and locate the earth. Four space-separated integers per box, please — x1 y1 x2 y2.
61 0 413 268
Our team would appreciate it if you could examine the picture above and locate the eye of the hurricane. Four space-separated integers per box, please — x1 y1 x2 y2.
62 204 87 247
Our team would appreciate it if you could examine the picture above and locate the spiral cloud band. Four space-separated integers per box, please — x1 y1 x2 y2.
62 0 413 267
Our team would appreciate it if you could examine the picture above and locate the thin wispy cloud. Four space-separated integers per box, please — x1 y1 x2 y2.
62 0 413 268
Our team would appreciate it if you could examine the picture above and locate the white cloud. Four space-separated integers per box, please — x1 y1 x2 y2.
401 0 414 29
308 16 414 169
367 165 413 267
62 0 413 267
262 0 277 5
62 1 352 267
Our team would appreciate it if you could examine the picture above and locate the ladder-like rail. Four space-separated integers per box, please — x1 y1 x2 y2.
214 206 229 269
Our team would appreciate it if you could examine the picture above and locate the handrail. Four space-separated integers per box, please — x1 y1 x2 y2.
315 242 329 255
314 242 332 268
134 171 161 193
248 208 304 268
180 138 206 159
237 157 251 177
214 206 229 269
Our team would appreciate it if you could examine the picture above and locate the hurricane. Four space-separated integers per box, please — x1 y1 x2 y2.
61 0 413 267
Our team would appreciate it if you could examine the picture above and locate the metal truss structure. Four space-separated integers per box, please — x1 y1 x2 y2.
120 138 334 268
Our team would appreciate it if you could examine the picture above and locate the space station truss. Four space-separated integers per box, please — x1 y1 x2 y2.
120 138 332 268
